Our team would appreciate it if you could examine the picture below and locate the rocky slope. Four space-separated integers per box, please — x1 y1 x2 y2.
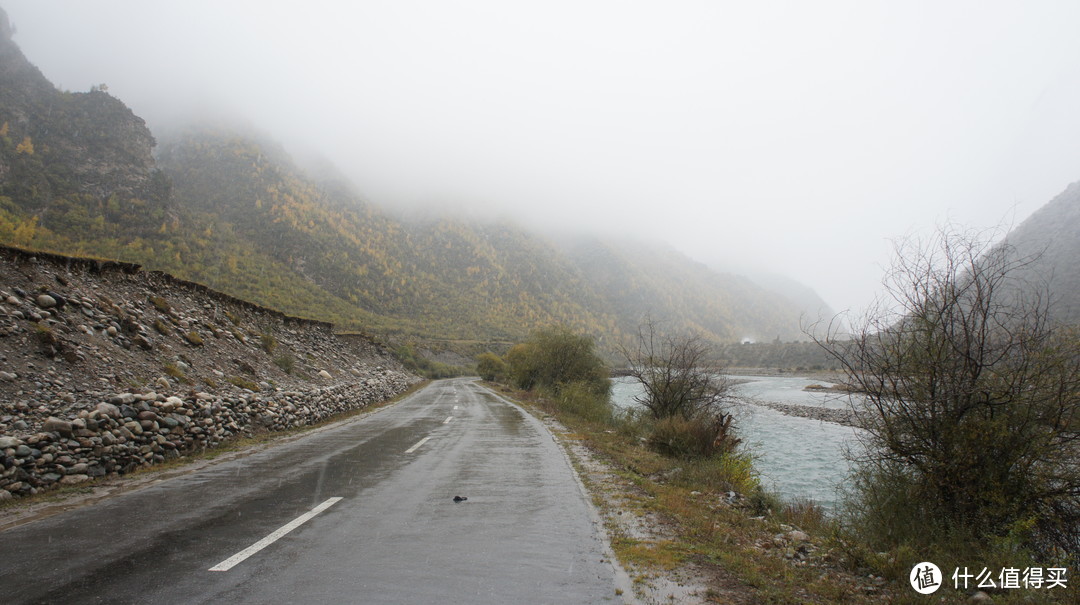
0 244 419 500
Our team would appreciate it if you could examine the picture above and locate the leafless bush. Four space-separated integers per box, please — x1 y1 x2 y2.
620 318 740 458
816 225 1080 556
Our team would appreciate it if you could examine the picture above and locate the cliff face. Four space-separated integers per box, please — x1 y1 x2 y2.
0 5 167 224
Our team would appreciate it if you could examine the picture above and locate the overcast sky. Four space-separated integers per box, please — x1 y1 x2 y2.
6 1 1080 313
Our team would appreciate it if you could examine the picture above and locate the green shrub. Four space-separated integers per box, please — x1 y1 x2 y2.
475 351 507 381
260 332 277 353
395 343 467 378
745 489 784 518
149 296 170 313
34 322 56 344
184 331 204 346
153 318 171 335
779 497 828 535
647 413 739 460
554 380 613 424
505 325 609 395
163 363 184 379
227 375 260 392
274 353 295 374
676 451 759 496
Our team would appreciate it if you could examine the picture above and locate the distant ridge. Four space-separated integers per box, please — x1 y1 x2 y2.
0 9 829 349
1000 180 1080 325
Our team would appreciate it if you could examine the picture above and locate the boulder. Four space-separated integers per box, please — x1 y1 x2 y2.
786 530 810 542
42 417 73 437
96 402 121 418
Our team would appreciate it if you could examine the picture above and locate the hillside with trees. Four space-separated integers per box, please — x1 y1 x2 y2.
999 179 1080 325
0 11 830 350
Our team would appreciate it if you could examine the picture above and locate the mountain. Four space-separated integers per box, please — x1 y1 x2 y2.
151 128 819 344
559 236 816 343
0 7 169 250
1000 180 1080 325
0 11 823 350
703 260 839 338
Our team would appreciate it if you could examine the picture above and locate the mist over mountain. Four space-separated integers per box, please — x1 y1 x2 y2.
0 8 892 350
1000 180 1080 325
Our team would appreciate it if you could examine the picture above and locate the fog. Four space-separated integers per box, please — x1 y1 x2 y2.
6 0 1080 313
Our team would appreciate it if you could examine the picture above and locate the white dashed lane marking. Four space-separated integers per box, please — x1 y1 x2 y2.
208 497 343 572
404 436 431 454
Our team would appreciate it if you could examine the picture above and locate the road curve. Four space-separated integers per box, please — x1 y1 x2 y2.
0 378 626 604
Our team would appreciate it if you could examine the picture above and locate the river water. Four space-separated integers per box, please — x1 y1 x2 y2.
611 374 864 510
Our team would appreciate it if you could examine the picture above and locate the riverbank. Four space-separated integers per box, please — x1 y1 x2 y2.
739 397 859 427
487 382 896 604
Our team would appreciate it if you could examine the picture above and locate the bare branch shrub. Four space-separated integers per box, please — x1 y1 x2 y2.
619 318 740 457
817 225 1080 557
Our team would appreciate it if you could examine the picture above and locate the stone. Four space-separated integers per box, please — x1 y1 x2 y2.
15 444 32 457
96 402 121 418
109 393 137 405
59 474 90 485
36 294 57 309
318 370 333 379
0 371 16 381
68 463 89 475
156 377 170 390
42 417 73 437
0 436 20 449
787 530 810 542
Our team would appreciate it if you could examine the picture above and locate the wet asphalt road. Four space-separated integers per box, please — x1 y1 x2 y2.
0 378 624 604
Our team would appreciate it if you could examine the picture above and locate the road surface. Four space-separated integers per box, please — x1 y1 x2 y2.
0 378 627 604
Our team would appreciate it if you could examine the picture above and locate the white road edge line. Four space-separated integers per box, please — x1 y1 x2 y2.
208 497 343 572
405 436 431 453
443 416 453 424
